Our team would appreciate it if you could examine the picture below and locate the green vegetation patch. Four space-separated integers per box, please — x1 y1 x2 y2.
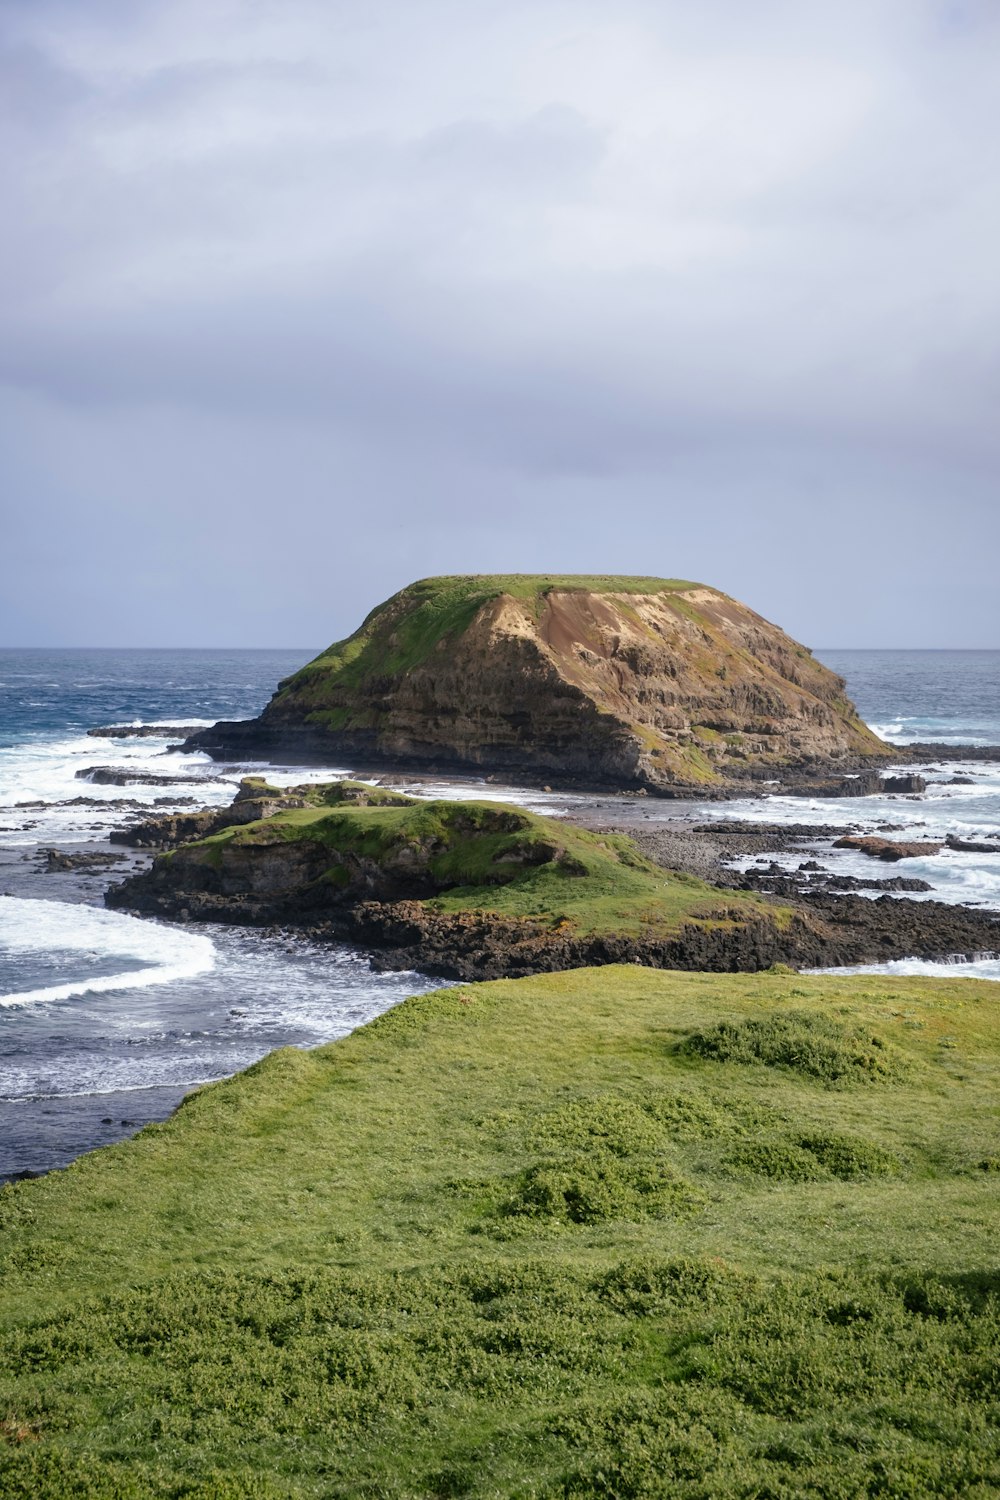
493 1094 704 1227
239 776 416 810
681 1009 910 1084
173 792 781 940
1 968 998 1496
725 1131 902 1183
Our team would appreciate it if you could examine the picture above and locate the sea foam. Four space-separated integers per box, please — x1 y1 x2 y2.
0 895 215 1007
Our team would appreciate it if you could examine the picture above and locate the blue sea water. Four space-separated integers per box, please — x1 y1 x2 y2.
0 647 998 1178
0 649 449 1178
697 651 1000 928
816 650 1000 747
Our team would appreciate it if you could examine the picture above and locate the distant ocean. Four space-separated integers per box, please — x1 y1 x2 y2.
713 651 1000 921
1 647 998 1179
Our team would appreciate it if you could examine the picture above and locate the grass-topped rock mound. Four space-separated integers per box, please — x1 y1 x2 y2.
1 967 998 1497
184 574 891 793
107 780 840 978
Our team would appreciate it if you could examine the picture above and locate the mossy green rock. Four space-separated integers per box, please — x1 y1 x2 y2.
187 575 889 789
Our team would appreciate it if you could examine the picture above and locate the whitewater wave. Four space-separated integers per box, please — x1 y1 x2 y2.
868 718 996 747
806 954 1000 983
0 896 215 1007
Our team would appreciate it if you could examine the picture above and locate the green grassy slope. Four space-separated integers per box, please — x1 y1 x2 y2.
165 788 781 938
2 968 998 1497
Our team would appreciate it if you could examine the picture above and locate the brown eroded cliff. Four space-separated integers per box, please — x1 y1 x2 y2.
186 575 891 791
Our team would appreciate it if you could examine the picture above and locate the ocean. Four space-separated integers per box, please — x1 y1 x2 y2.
1 647 998 1179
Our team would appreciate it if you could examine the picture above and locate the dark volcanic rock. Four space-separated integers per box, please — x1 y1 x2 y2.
780 771 926 798
903 743 1000 763
38 848 129 872
800 893 1000 966
87 724 207 739
76 766 217 788
737 869 934 896
945 834 1000 854
348 901 832 981
881 775 928 793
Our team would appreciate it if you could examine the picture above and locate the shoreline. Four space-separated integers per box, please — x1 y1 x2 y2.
101 771 1000 981
5 715 1000 1182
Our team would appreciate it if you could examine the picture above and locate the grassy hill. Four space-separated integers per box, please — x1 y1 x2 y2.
1 967 998 1497
149 783 781 931
108 784 826 977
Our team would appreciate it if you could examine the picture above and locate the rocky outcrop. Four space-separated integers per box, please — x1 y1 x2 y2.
833 836 943 862
104 781 1000 982
110 777 415 849
902 744 1000 763
945 834 1000 854
87 724 207 739
184 575 892 794
76 766 221 788
783 771 926 799
37 848 129 872
349 901 834 980
105 785 832 976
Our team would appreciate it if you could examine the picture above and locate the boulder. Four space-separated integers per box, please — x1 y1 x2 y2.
832 835 943 862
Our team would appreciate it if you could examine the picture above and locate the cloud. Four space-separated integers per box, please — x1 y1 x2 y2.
1 0 998 644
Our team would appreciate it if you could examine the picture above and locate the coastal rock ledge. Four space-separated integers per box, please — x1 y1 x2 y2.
185 575 892 793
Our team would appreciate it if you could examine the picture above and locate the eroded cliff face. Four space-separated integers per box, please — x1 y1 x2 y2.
188 576 890 790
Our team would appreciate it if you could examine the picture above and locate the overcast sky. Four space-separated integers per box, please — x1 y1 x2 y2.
2 0 998 648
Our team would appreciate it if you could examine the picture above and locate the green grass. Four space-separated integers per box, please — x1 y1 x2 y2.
167 792 781 939
1 967 998 1496
268 575 703 720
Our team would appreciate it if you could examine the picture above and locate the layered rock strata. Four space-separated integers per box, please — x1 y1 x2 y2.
184 575 893 794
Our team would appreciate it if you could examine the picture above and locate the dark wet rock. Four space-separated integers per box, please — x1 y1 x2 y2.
76 766 219 788
824 874 933 893
37 847 129 872
902 743 1000 763
945 834 1000 854
348 901 831 981
833 835 943 862
777 770 926 798
799 893 1000 964
87 724 207 739
881 774 928 793
738 869 933 896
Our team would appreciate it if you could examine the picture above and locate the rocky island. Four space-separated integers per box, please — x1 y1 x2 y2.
107 778 1000 978
184 574 894 795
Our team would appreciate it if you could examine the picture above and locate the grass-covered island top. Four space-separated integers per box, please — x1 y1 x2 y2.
1 965 998 1496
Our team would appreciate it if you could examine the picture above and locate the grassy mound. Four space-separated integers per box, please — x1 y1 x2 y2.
158 787 785 942
680 1010 909 1083
1 968 998 1496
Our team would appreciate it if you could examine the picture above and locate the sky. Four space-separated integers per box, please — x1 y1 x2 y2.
2 0 998 649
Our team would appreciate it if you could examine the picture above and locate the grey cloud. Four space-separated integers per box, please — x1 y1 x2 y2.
1 0 998 646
